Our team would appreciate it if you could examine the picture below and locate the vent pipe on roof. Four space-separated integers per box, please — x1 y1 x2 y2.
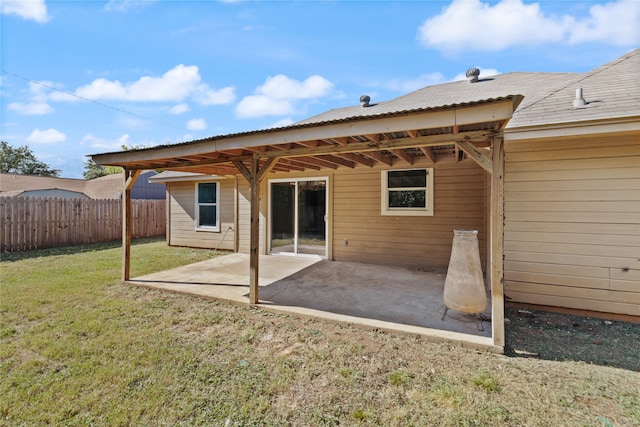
465 67 480 83
360 95 371 107
573 87 587 108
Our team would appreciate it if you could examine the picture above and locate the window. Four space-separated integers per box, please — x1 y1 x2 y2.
381 168 434 216
195 182 220 231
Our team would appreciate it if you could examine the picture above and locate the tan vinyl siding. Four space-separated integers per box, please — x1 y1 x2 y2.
237 178 266 255
331 157 487 270
166 179 236 250
484 170 492 282
503 134 640 315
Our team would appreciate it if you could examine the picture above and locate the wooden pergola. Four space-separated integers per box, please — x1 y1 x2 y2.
92 96 522 348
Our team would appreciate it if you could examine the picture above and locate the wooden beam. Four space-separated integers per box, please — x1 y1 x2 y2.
338 152 374 167
419 146 436 163
256 158 278 182
391 149 414 165
455 140 493 173
257 130 493 160
361 150 393 166
329 137 350 146
122 169 141 281
365 134 381 143
233 160 251 182
136 154 253 171
284 157 327 170
490 136 505 350
271 159 305 172
316 154 355 168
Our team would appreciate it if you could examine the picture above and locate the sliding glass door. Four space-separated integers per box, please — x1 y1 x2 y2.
270 178 327 257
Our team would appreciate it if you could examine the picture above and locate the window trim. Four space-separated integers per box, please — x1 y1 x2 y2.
381 168 434 216
195 181 220 232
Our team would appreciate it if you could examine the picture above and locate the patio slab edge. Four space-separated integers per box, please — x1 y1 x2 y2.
127 279 502 353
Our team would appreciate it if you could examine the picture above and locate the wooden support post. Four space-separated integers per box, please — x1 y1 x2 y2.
122 169 141 281
490 137 505 349
233 156 277 305
248 155 260 304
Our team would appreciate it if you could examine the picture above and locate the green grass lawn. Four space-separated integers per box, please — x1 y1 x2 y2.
1 238 639 426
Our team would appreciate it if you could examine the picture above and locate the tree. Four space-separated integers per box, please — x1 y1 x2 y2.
0 141 61 177
82 158 121 180
82 143 145 180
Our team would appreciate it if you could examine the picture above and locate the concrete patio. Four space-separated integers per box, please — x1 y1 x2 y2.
130 253 496 350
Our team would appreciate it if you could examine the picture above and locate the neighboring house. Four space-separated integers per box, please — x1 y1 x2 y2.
0 170 166 200
93 48 639 334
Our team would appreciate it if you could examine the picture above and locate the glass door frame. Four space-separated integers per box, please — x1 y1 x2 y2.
268 176 329 258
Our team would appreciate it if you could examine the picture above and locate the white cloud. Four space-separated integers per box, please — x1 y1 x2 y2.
569 0 640 45
8 102 54 115
74 65 200 102
65 65 235 107
48 91 78 102
186 118 207 131
417 0 638 53
194 86 236 105
1 0 50 23
236 95 293 118
169 103 190 115
26 128 67 144
385 73 446 92
270 118 295 128
236 74 334 119
8 81 55 115
81 133 130 150
104 0 156 13
259 74 333 100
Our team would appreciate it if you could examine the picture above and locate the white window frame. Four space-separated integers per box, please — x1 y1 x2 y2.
381 168 434 216
195 181 220 232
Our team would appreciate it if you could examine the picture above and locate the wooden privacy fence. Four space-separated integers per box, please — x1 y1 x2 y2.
0 197 166 252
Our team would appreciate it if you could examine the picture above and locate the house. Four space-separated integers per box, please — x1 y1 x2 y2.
91 49 640 348
0 170 166 200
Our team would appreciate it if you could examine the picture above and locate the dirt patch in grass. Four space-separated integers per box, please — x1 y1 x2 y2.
505 305 640 371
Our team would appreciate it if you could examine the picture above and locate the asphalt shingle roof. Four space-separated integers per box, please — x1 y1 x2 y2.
298 49 640 131
508 48 640 128
295 72 578 127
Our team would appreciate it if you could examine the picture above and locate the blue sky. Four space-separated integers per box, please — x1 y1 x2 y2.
1 0 638 178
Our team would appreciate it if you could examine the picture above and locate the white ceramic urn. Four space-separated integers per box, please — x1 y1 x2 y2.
442 229 487 314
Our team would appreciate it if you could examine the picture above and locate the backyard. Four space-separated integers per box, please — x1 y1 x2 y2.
1 238 638 426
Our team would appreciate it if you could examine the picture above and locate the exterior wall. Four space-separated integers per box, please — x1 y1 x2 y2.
503 133 640 315
131 171 166 200
237 177 267 255
332 157 486 270
166 179 236 251
264 156 488 271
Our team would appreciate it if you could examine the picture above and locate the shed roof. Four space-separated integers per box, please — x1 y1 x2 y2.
0 171 160 199
91 96 521 175
0 173 86 194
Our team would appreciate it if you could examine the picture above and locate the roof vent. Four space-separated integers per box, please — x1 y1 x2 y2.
573 87 587 108
465 67 480 83
360 95 371 107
